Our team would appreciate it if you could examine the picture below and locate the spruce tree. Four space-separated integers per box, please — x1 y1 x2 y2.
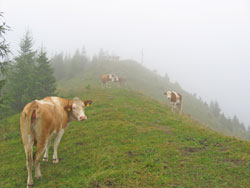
210 101 221 117
35 48 56 98
67 49 88 78
0 12 10 74
6 31 37 111
50 53 65 80
0 12 11 119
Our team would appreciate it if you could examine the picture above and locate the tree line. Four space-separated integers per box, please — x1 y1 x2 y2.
0 29 56 119
205 99 248 139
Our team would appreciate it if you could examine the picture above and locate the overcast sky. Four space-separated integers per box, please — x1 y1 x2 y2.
1 0 250 127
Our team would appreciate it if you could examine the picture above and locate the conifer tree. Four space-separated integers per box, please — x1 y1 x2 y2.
0 12 10 74
6 31 37 110
0 12 11 119
210 101 221 117
35 48 56 98
50 53 65 80
67 49 88 78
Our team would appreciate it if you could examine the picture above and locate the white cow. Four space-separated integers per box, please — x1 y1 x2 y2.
164 91 183 114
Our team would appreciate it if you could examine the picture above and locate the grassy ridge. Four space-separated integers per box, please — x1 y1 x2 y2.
55 60 250 140
0 88 249 187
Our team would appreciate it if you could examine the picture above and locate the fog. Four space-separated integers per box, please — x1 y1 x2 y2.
2 0 250 127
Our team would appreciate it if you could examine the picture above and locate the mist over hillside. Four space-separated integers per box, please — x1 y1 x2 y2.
50 50 250 141
1 1 250 187
3 0 250 129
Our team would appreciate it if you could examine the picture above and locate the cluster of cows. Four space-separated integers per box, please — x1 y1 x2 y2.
101 74 125 88
20 75 183 187
101 73 183 114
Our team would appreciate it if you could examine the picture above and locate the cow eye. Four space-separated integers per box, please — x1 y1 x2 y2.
72 106 76 110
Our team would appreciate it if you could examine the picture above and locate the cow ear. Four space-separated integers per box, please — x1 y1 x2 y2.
84 100 92 107
64 100 72 112
64 105 72 112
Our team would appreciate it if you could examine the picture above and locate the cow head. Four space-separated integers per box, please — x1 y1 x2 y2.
66 97 92 121
164 91 172 100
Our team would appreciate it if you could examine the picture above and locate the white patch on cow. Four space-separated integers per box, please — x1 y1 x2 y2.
108 74 113 79
79 112 87 121
53 129 65 163
36 100 54 106
115 76 119 82
51 97 61 106
43 134 53 161
71 97 87 121
27 134 32 144
166 91 172 100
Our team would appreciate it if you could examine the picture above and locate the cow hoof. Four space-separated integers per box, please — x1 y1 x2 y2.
53 159 59 164
27 184 34 187
42 157 48 162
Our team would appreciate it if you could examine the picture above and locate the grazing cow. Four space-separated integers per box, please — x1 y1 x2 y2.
20 96 92 188
164 91 183 114
101 74 115 88
113 76 125 87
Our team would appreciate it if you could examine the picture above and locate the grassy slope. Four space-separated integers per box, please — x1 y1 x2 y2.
0 88 249 188
56 60 250 140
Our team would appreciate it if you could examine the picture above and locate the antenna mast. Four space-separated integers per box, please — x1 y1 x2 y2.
141 48 144 64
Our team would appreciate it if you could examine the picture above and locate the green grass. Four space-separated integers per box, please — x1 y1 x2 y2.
55 60 250 141
0 88 250 188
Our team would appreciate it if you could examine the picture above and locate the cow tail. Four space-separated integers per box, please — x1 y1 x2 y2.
26 101 38 135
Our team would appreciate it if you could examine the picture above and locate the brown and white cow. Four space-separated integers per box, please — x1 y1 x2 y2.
164 91 183 114
20 96 92 188
101 74 115 88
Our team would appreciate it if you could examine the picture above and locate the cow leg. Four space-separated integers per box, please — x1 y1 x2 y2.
173 103 176 113
43 136 52 162
171 104 174 113
104 82 107 88
53 129 65 164
34 141 46 179
24 139 34 188
179 104 182 115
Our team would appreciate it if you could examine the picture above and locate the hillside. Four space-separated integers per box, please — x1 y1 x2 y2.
0 88 249 187
54 58 250 140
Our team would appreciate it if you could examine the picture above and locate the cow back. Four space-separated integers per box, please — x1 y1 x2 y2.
170 92 177 102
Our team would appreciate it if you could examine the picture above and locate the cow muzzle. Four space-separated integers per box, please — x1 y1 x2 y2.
79 115 87 121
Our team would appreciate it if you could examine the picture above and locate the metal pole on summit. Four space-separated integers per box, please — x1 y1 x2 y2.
141 48 143 65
